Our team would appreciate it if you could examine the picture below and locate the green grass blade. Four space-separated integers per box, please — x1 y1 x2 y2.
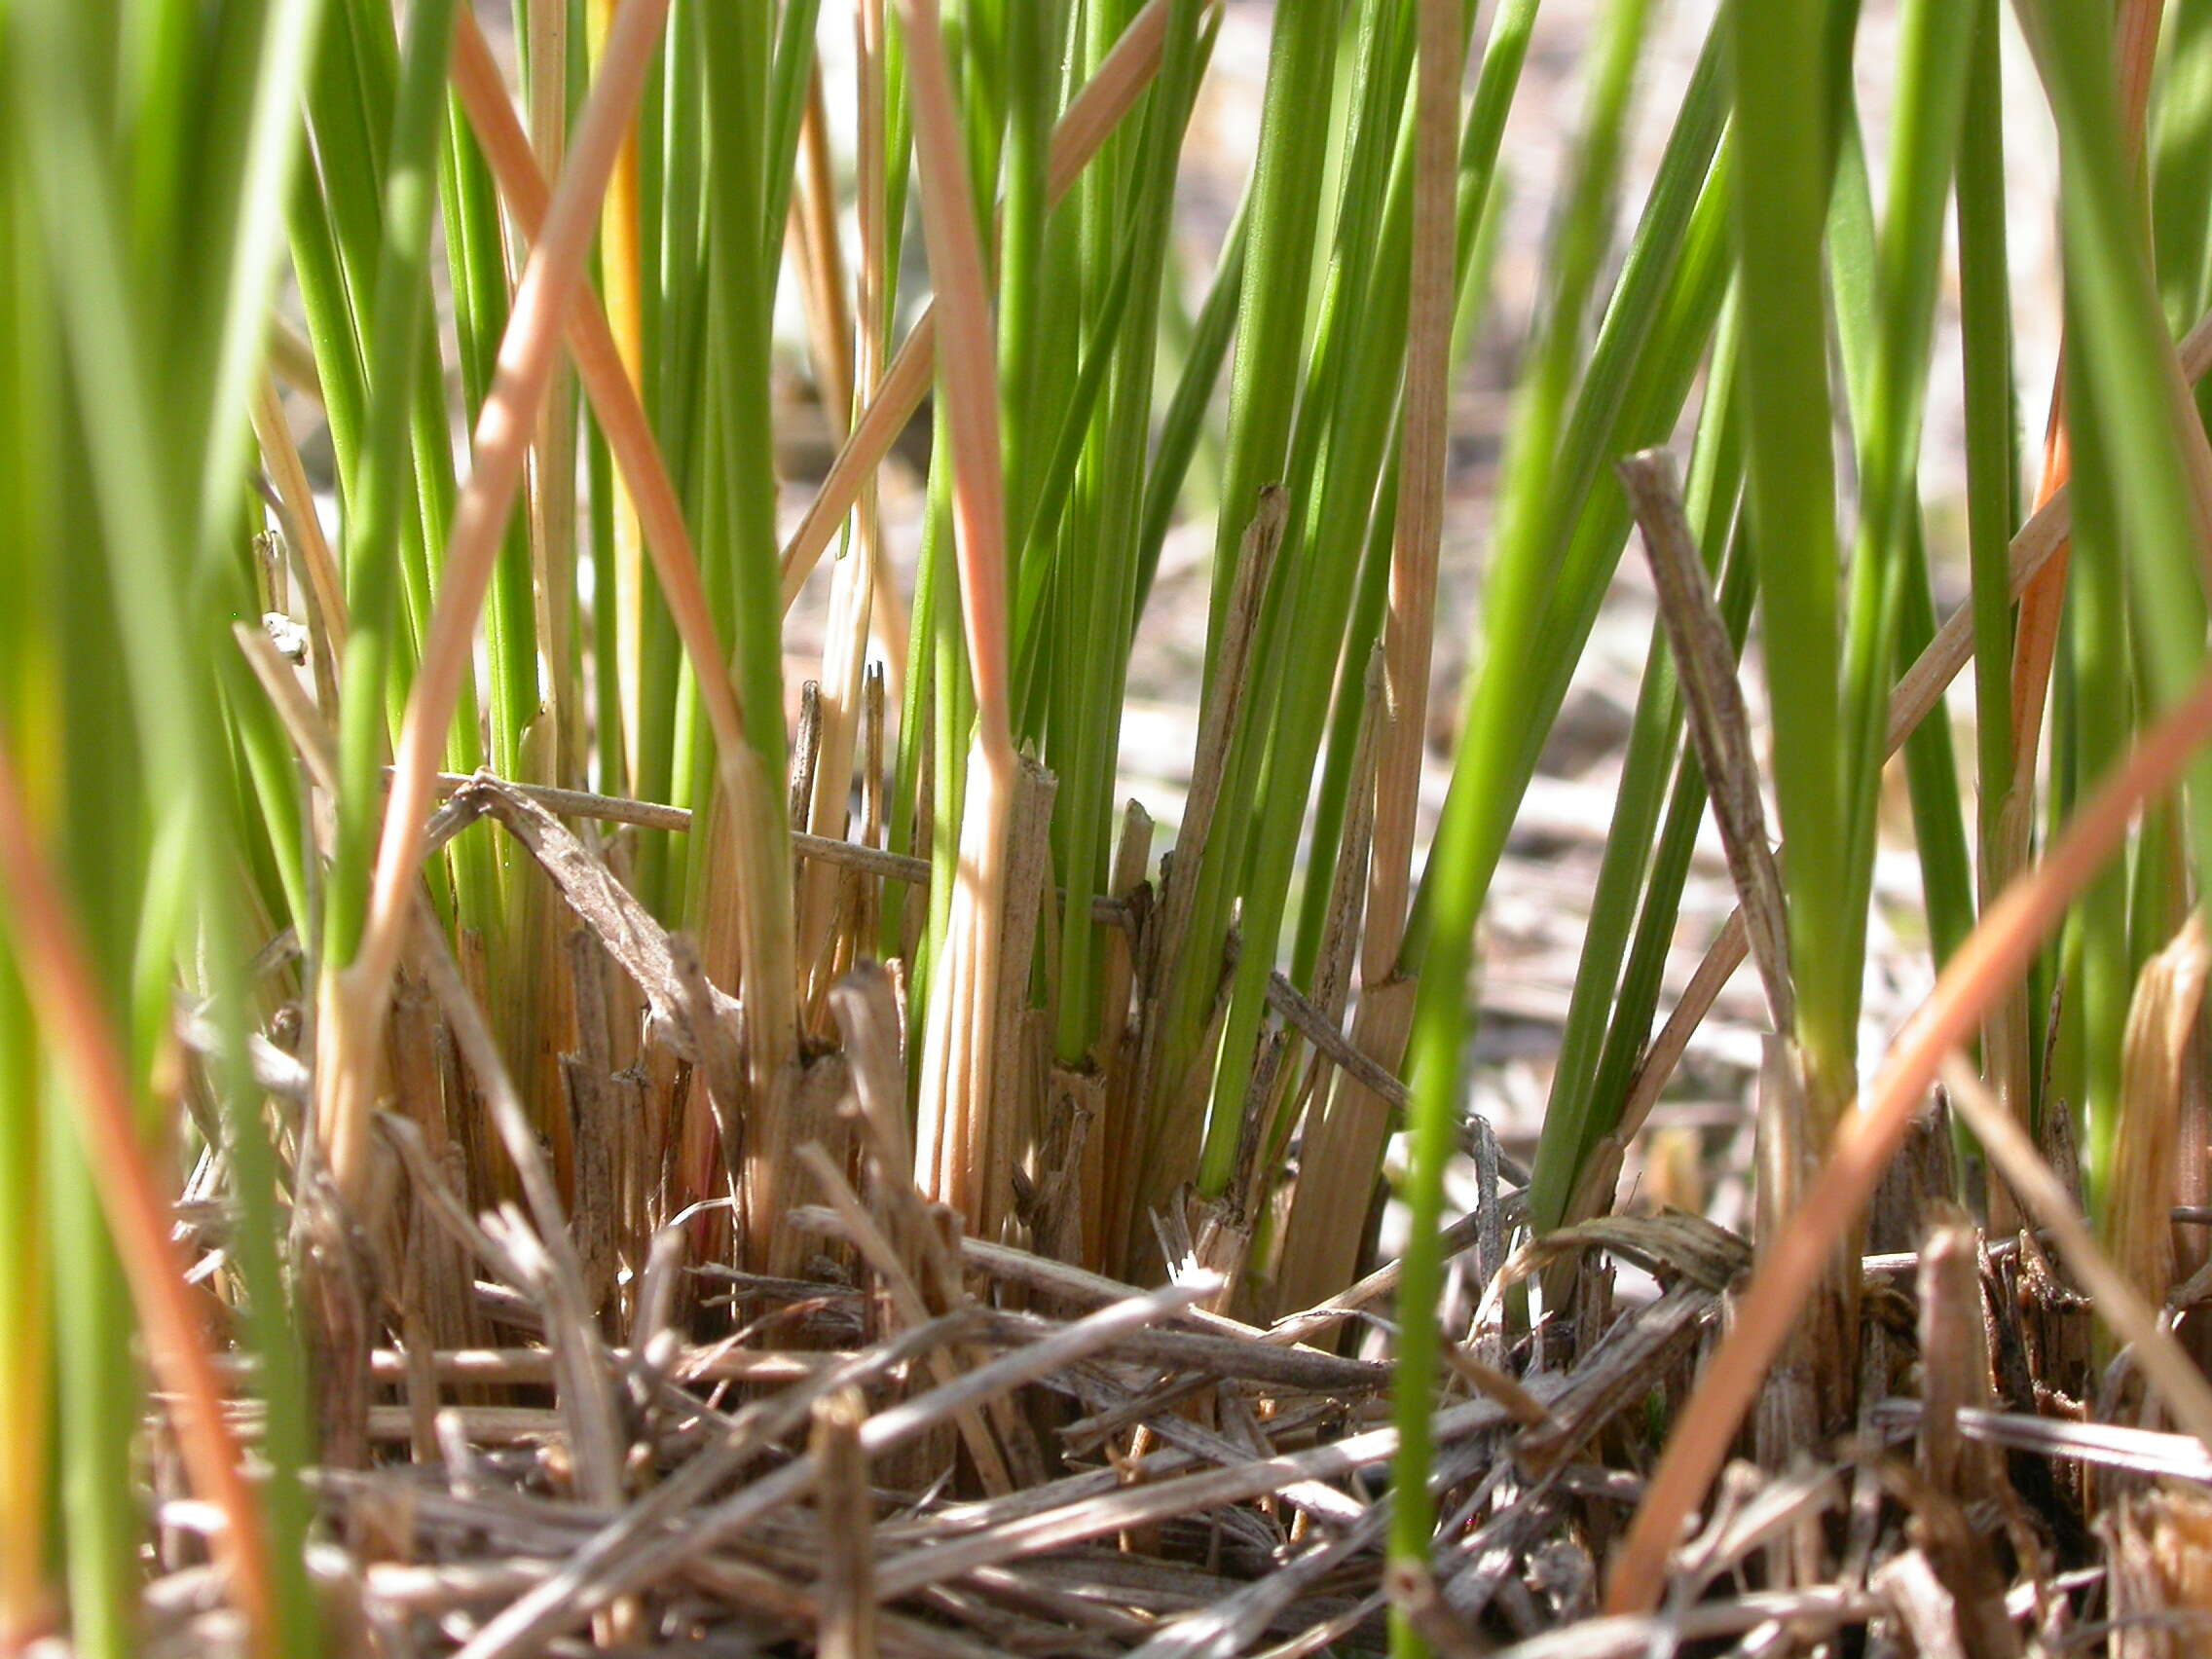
1832 0 1977 989
1728 0 1848 1114
1406 26 1730 969
1527 298 1745 1235
2153 0 2212 330
2018 0 2212 1195
1199 0 1343 661
328 0 458 971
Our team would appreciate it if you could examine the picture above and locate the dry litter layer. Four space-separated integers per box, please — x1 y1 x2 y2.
133 775 2212 1659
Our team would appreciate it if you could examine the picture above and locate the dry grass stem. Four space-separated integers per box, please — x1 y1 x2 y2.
1940 1057 2212 1448
1915 1205 2002 1500
2103 914 2211 1313
1620 448 1791 1032
1364 0 1465 980
811 1388 879 1659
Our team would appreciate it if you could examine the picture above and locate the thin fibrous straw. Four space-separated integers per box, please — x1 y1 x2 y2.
1381 4 1483 1603
1914 1207 1995 1497
0 736 277 1659
777 0 1199 612
1937 1054 2212 1447
2007 395 2073 785
454 1283 1210 1658
1606 647 2212 1615
266 316 322 407
1622 296 2212 1119
794 1143 1015 1493
1365 0 1463 982
1127 488 1287 1233
417 770 1136 917
405 768 1385 1101
324 0 672 1204
1148 486 1286 997
240 635 620 1513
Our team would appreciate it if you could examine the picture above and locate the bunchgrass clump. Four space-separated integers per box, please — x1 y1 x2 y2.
14 1 2212 1654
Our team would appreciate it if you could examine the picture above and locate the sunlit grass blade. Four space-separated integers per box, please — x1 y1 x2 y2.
1198 0 1343 655
682 4 805 1197
1185 0 1443 1198
326 0 458 979
2153 0 2212 335
1038 0 1207 1075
